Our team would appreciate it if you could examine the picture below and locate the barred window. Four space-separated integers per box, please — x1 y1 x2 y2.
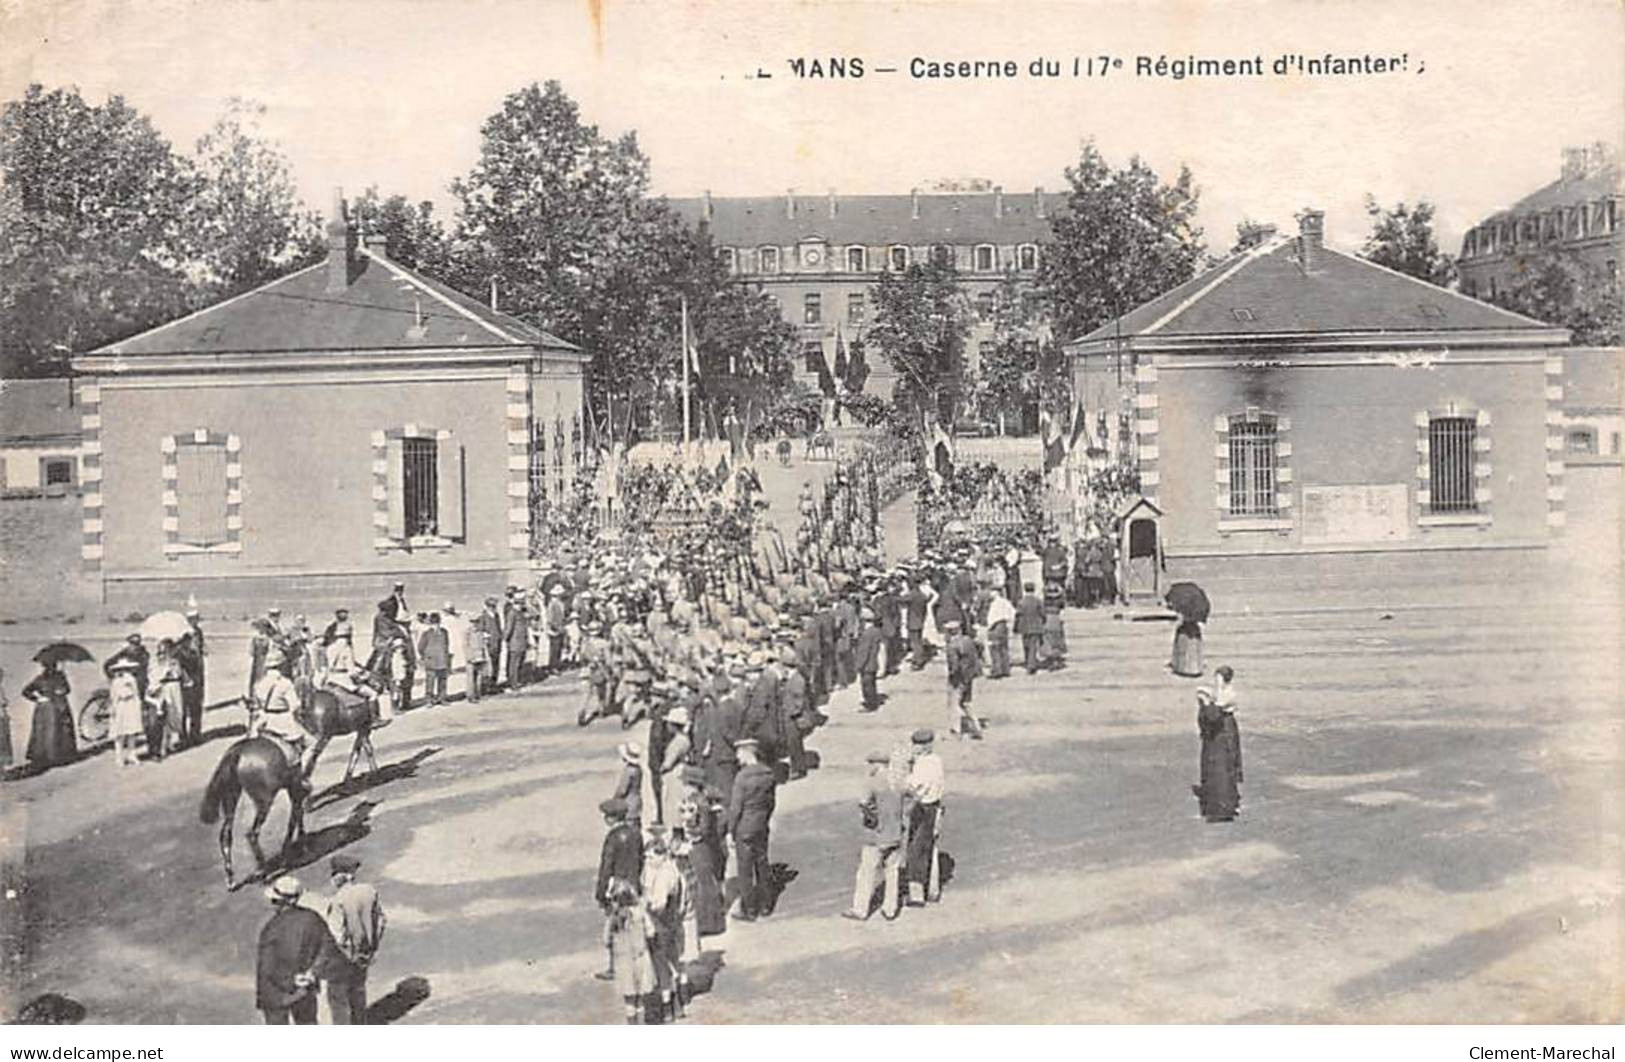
847 246 866 272
1428 416 1477 512
804 293 822 324
402 437 439 537
847 292 865 323
1228 415 1279 516
759 246 780 274
175 443 229 546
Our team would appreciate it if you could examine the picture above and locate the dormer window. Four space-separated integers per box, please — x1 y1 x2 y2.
974 245 996 272
1018 244 1038 271
847 246 867 272
719 247 737 274
759 246 781 274
888 246 909 271
930 244 952 268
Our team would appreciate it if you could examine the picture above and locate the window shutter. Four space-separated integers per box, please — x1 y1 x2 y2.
437 432 465 540
385 436 406 539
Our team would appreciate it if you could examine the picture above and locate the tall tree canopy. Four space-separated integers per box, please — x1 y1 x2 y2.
446 81 795 441
187 99 323 297
1360 196 1456 288
0 84 197 376
1 85 327 377
1037 140 1205 344
351 185 450 275
867 259 973 436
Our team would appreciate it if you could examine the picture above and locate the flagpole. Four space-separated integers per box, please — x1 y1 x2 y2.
680 296 692 454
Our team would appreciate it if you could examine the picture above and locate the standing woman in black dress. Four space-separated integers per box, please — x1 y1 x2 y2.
1193 665 1242 822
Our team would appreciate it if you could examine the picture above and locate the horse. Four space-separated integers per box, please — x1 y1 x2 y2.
805 430 836 461
199 736 307 889
198 664 388 888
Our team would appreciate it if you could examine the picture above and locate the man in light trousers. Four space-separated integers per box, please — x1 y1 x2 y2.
843 750 905 921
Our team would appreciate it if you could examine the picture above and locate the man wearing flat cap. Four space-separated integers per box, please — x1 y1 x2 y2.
322 853 387 1024
256 875 343 1025
843 750 905 921
904 730 947 906
854 608 885 712
593 798 644 981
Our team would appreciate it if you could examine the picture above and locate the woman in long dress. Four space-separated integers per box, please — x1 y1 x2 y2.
1171 619 1204 677
1193 666 1242 822
676 769 726 938
22 661 75 771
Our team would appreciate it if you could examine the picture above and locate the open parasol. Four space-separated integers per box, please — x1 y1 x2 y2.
1164 582 1211 623
33 641 94 667
138 610 193 643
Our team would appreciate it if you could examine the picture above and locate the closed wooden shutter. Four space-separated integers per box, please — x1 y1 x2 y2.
385 436 406 539
436 432 464 540
176 443 228 545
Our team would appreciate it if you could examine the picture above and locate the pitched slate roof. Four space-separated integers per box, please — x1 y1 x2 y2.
1485 165 1621 222
0 378 80 444
94 248 579 357
666 191 1058 247
1072 237 1565 347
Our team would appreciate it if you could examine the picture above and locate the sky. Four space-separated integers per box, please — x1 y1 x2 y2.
3 0 1622 256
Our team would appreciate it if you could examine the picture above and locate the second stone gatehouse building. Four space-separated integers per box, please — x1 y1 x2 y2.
1067 210 1570 586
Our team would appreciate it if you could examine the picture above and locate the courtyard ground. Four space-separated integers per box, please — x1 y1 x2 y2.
1 540 1619 1023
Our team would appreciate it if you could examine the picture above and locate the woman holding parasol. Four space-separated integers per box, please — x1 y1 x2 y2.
1166 582 1211 678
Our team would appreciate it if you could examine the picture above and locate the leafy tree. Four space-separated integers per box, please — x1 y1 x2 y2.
1496 248 1621 345
448 81 797 443
352 185 450 274
185 99 323 297
841 335 871 396
0 84 198 376
1230 216 1277 254
1037 140 1205 345
867 259 972 438
973 272 1043 433
1360 195 1456 287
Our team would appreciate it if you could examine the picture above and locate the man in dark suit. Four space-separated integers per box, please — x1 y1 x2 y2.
706 669 747 817
944 620 985 739
793 616 824 710
854 608 885 712
474 597 503 697
727 739 777 921
775 646 811 778
875 580 903 676
592 798 643 982
181 607 206 746
904 579 931 670
1014 583 1047 675
502 589 530 692
256 875 343 1025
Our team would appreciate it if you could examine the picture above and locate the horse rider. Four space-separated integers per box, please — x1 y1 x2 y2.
252 659 319 782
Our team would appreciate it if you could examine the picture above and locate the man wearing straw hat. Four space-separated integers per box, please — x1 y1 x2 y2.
255 875 343 1025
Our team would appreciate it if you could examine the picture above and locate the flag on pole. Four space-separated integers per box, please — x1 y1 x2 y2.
833 326 849 383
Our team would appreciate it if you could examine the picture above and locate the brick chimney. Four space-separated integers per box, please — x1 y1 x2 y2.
1296 208 1325 273
325 188 355 293
703 189 713 222
828 188 838 219
785 189 795 220
994 185 1004 218
1034 186 1046 219
911 188 921 219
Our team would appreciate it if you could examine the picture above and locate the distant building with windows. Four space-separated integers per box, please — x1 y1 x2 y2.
1558 347 1622 465
71 192 587 611
1067 209 1570 578
667 184 1057 401
1458 144 1622 302
0 378 82 497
